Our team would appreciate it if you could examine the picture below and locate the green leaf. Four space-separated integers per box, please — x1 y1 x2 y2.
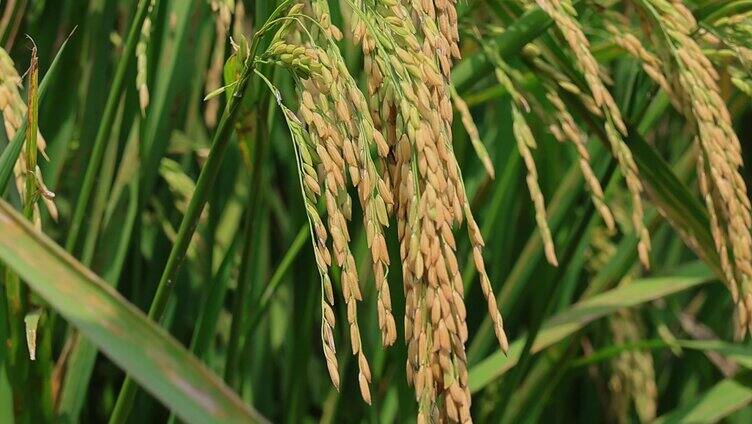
468 264 714 393
0 200 267 424
653 377 752 424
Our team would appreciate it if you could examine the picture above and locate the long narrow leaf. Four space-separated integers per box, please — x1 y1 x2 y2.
653 377 752 424
469 263 714 392
0 200 267 424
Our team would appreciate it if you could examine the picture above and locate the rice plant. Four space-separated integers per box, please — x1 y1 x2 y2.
0 0 751 422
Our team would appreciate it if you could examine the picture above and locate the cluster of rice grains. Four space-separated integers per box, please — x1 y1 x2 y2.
352 0 509 421
640 0 752 336
262 0 508 421
477 39 561 267
263 1 393 404
534 0 651 269
608 310 658 423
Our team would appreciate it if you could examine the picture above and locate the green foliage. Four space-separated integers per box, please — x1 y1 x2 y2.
0 0 751 422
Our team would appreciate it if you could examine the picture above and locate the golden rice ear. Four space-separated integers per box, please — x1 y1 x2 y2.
642 0 752 329
450 86 495 179
512 104 558 267
545 87 615 232
536 0 651 269
347 0 510 418
267 0 402 402
604 23 680 110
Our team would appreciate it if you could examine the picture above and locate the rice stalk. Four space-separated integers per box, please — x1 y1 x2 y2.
65 0 153 254
545 87 615 232
107 3 299 420
511 105 558 267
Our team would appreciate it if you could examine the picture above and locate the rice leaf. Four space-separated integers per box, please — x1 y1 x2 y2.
469 264 714 392
653 377 752 424
0 199 268 424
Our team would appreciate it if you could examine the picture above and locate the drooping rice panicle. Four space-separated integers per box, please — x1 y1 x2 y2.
450 85 494 179
545 87 615 232
355 4 471 420
697 148 738 302
639 0 752 334
535 0 651 268
261 71 342 391
699 11 752 97
264 38 376 403
476 39 566 263
261 1 403 402
307 0 397 353
512 105 558 267
535 0 626 131
349 1 509 420
729 66 752 97
608 309 658 423
604 21 681 109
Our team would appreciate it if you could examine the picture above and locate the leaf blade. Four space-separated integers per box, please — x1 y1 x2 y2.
469 265 714 392
0 200 266 424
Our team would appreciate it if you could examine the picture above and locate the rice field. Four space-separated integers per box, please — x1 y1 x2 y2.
0 0 751 422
